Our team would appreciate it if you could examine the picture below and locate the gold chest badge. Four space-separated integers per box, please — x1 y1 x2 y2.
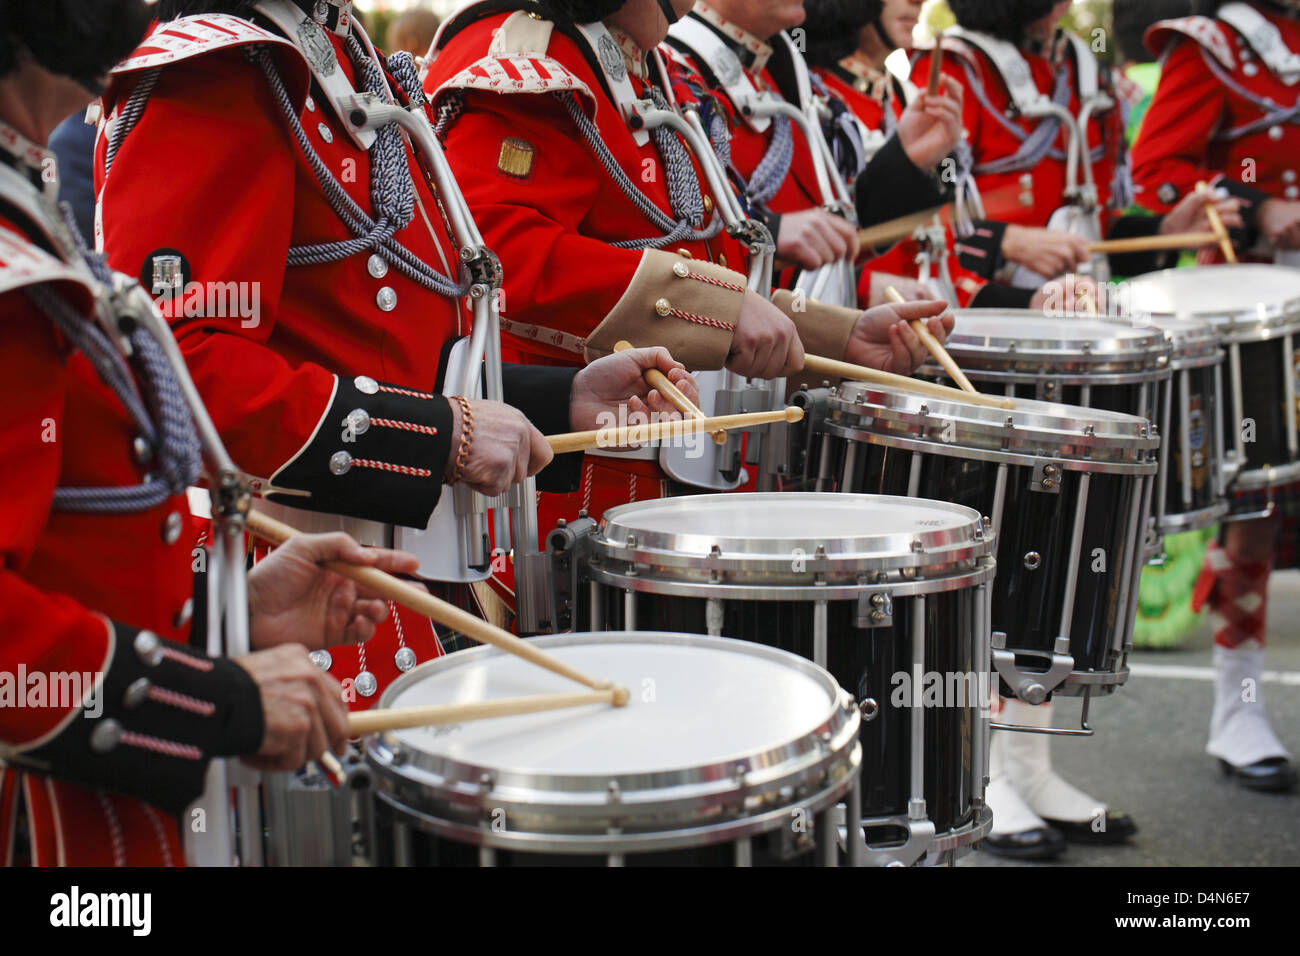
497 138 536 179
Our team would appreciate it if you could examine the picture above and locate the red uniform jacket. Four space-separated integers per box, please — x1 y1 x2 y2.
0 155 263 865
912 31 1124 233
1133 4 1300 232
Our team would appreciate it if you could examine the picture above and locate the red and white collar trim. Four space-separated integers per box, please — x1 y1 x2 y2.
607 24 648 81
694 2 773 76
0 118 56 198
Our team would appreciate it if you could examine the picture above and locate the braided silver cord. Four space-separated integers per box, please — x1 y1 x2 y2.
385 50 428 110
646 88 704 230
744 113 793 206
708 107 731 170
557 91 721 250
104 68 161 176
247 46 467 298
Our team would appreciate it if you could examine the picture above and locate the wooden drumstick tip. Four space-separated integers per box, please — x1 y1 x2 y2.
784 405 804 423
611 686 630 707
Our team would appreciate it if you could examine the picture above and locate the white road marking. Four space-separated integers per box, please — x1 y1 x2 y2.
1128 662 1300 686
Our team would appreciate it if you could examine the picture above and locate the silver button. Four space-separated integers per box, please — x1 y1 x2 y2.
1243 62 1259 77
1285 170 1297 184
343 408 371 436
90 720 123 753
1270 125 1284 141
1287 186 1299 200
367 254 389 278
355 670 378 697
132 436 153 466
354 375 379 395
134 630 163 666
330 451 354 475
173 598 193 629
305 95 316 112
376 286 397 311
317 122 333 143
123 677 151 709
309 649 333 671
394 646 417 672
162 510 183 545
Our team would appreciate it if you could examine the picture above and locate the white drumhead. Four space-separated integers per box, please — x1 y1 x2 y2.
606 491 971 541
1125 264 1300 317
386 637 835 775
950 311 1161 348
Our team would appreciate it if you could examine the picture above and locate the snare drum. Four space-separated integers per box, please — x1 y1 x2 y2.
557 493 996 867
917 309 1171 552
1140 316 1229 533
1125 264 1300 492
366 632 861 866
818 383 1159 708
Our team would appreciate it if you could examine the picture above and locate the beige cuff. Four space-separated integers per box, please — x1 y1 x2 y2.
771 289 862 392
583 250 744 369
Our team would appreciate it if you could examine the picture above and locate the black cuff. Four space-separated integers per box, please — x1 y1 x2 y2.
956 219 1009 279
969 282 1036 309
502 363 583 493
22 624 265 816
1220 179 1272 250
269 375 454 528
1105 214 1178 276
855 135 949 229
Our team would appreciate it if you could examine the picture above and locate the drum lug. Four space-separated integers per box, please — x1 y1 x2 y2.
547 515 598 633
855 591 893 628
1031 461 1064 494
991 632 1074 703
837 806 937 868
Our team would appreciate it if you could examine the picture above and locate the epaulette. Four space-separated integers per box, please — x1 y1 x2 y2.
430 10 598 115
1144 16 1235 70
0 227 94 314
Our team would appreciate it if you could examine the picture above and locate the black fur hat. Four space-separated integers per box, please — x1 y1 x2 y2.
947 0 1059 43
0 0 154 90
155 0 259 18
530 0 626 24
1114 0 1196 63
802 0 885 68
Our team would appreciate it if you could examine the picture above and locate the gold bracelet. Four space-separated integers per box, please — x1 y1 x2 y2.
450 395 473 484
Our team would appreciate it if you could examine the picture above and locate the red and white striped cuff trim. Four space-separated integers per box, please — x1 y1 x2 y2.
160 646 214 672
120 731 203 761
352 458 434 478
147 685 217 717
667 306 736 332
371 417 439 437
377 384 437 400
684 270 745 294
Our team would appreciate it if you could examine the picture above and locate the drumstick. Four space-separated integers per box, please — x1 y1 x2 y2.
546 406 803 455
613 340 726 445
348 688 630 736
1087 232 1219 255
884 285 980 396
244 510 613 692
858 206 946 248
801 353 1016 409
1197 180 1238 264
1076 284 1099 316
927 35 944 96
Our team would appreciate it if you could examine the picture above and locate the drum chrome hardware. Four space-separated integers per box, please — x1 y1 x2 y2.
365 632 861 865
992 632 1073 705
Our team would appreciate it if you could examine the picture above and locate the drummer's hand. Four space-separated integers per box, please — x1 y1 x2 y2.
236 644 349 771
777 208 860 270
1161 188 1245 239
446 399 553 497
571 347 699 429
1030 274 1104 315
844 298 953 374
866 272 932 306
728 289 806 379
248 532 418 650
896 76 964 171
1257 198 1300 250
1001 224 1090 278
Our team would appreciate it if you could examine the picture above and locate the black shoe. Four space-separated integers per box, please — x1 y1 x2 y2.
1042 810 1137 845
1219 757 1299 793
981 826 1066 861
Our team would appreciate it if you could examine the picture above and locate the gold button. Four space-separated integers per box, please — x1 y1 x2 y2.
703 196 714 213
655 298 672 316
672 262 690 277
675 248 694 259
718 254 728 268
